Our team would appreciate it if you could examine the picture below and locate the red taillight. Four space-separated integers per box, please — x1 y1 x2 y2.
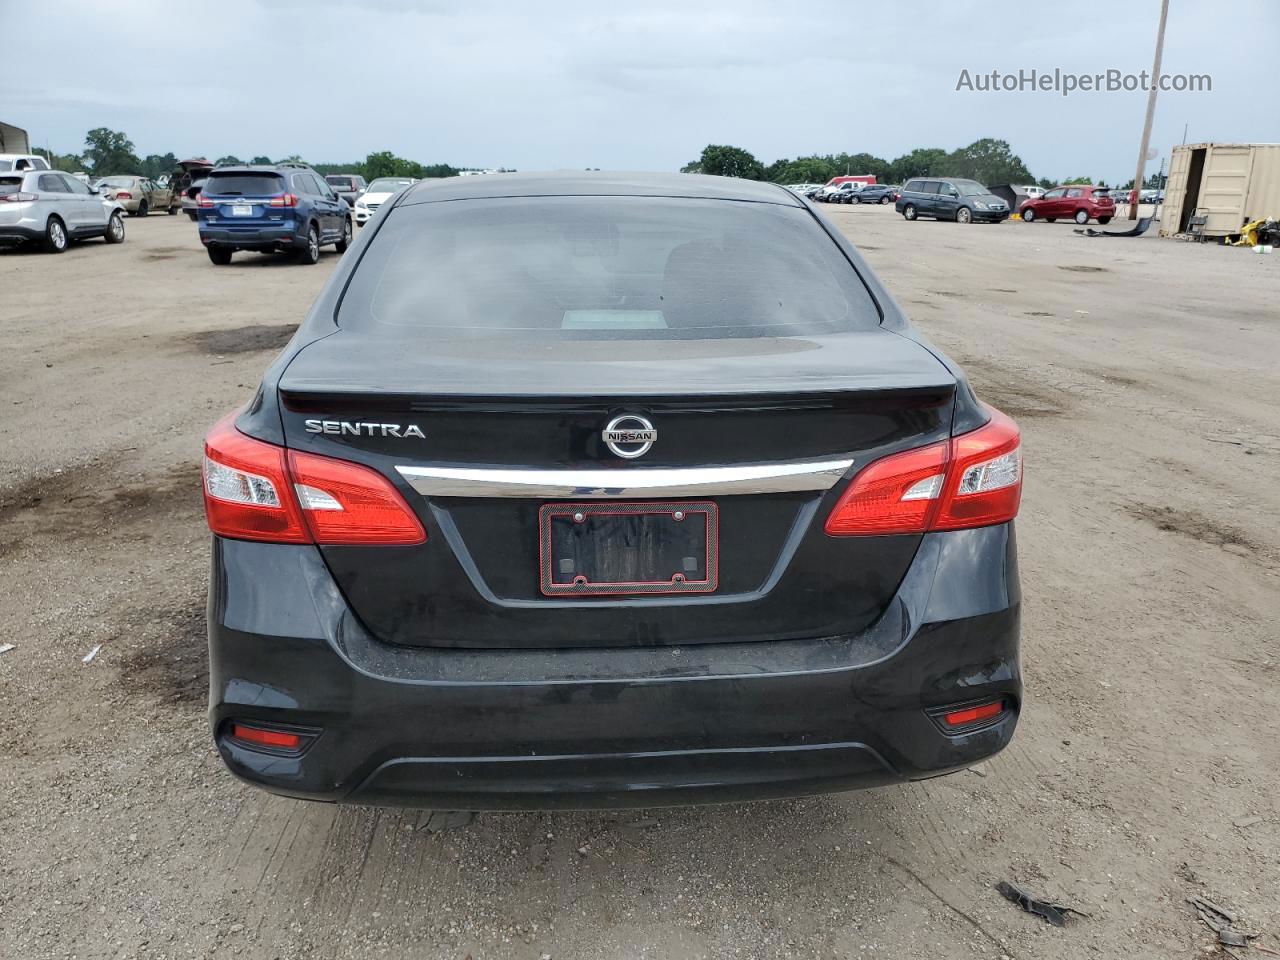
230 723 303 749
196 194 214 207
202 412 425 545
823 441 948 536
288 450 426 545
202 414 309 543
115 191 133 199
0 192 38 202
942 700 1005 728
269 193 298 207
825 405 1021 536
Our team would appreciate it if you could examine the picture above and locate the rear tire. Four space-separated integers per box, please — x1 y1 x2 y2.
135 200 148 217
852 194 861 204
956 207 972 224
187 211 197 221
104 211 125 244
1021 208 1036 222
334 218 352 253
297 223 320 265
879 195 890 204
903 204 917 221
207 245 232 265
1074 209 1090 224
43 216 69 253
168 204 178 215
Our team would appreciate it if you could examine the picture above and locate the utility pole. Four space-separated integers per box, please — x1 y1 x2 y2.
1130 0 1170 219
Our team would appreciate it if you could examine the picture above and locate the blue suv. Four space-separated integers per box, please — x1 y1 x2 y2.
197 162 352 265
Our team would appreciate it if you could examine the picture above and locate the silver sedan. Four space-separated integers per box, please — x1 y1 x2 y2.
0 170 127 252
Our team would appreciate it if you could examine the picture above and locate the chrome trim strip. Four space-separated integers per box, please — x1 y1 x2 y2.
396 459 854 499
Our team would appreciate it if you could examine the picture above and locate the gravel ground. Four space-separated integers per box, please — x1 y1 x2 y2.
1 207 1277 960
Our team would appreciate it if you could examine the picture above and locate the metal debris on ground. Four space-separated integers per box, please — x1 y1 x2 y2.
81 644 103 664
1189 894 1256 947
0 643 15 655
1074 216 1154 238
996 880 1084 927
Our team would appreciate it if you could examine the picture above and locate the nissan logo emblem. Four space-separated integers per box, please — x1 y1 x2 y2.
602 414 657 459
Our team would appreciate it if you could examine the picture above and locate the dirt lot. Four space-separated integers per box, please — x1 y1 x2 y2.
1 207 1277 960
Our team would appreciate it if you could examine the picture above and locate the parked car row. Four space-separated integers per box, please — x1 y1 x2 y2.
832 183 900 205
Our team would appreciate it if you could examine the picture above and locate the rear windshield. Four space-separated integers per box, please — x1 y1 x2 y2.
0 176 24 195
98 176 135 187
203 173 284 196
326 176 354 189
338 196 881 340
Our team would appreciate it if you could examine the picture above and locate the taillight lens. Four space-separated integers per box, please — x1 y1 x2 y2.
288 450 425 545
823 441 948 536
933 408 1022 530
269 193 298 207
115 191 133 199
826 405 1022 536
0 192 38 202
203 415 309 543
196 195 214 207
202 413 425 545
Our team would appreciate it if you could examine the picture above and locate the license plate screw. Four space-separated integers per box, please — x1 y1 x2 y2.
673 511 685 521
573 575 588 586
673 573 686 583
573 512 586 523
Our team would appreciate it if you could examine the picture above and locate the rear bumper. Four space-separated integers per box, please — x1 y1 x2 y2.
0 224 43 244
208 524 1022 809
199 223 301 248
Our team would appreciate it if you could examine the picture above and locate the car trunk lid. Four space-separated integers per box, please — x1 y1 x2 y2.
277 329 957 649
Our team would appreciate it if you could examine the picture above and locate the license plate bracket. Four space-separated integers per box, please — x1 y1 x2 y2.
231 204 253 216
539 501 719 597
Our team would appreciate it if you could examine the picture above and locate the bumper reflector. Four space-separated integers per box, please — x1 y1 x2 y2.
941 700 1006 729
230 723 303 750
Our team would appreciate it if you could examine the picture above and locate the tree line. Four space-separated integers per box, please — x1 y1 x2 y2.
39 128 465 182
40 127 1158 191
681 140 1158 190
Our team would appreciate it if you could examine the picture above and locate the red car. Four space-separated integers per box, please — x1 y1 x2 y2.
1019 185 1115 225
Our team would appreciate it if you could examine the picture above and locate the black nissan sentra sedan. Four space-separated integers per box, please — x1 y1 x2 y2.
202 172 1022 809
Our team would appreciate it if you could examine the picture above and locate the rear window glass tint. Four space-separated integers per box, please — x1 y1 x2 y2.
326 177 354 189
0 176 24 194
204 173 284 195
339 196 881 341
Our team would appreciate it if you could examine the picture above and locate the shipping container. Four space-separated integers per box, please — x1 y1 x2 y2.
0 121 30 154
1161 142 1280 238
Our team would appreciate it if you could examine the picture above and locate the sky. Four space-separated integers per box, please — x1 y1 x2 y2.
6 0 1275 183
